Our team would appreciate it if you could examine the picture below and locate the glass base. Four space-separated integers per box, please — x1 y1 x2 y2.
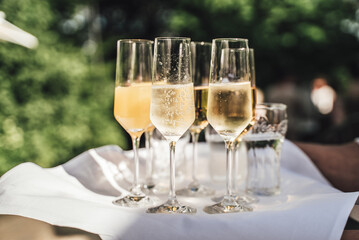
113 194 157 208
236 194 259 204
211 192 258 204
143 182 156 191
204 196 253 214
146 198 197 214
211 194 228 203
246 186 280 196
142 182 169 195
176 182 215 197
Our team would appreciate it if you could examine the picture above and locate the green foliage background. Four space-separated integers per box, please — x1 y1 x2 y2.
0 0 128 174
0 0 358 175
99 0 359 90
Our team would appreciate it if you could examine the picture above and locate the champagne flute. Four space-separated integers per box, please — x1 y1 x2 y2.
147 37 196 214
177 41 215 197
204 38 253 214
113 39 156 207
212 48 258 203
235 49 257 140
232 48 258 203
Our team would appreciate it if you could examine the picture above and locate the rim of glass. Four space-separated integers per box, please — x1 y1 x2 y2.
256 103 287 110
155 37 191 41
117 39 153 44
191 41 211 46
213 38 248 42
222 47 247 52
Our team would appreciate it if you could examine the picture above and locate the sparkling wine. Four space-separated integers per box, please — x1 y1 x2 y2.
235 86 257 141
114 82 152 137
150 83 195 142
190 86 209 134
207 81 252 142
251 86 257 115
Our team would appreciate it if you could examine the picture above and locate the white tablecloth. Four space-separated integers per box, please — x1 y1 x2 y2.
0 140 357 240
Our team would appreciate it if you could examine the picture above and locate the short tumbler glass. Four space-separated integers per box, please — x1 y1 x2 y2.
243 103 287 196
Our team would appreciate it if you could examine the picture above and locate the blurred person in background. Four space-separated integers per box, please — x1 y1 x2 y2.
295 139 359 192
310 75 340 141
266 73 318 141
319 70 359 144
311 76 336 116
296 70 359 192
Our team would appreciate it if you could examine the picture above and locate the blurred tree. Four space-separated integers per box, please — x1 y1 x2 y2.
94 0 359 90
0 0 128 175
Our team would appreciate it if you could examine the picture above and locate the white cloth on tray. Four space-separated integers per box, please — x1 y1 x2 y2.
0 140 357 240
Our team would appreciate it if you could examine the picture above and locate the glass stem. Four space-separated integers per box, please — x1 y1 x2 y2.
232 141 239 194
169 141 177 201
191 131 200 185
145 130 154 186
131 136 142 195
225 141 233 197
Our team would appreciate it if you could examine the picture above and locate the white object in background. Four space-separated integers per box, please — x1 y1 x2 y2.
0 11 38 49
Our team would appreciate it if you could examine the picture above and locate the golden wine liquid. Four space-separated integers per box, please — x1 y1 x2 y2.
252 86 257 116
150 83 195 142
235 86 257 142
114 82 152 138
146 124 155 132
190 86 209 134
207 82 252 142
